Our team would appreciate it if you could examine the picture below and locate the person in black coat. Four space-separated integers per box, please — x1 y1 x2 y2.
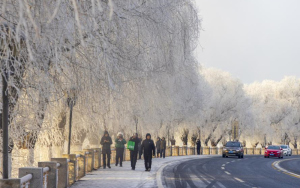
156 137 161 158
138 137 143 159
129 133 140 170
141 133 155 171
196 139 201 155
100 131 112 169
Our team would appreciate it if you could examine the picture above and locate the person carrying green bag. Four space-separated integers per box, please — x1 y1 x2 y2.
115 132 126 167
129 133 140 170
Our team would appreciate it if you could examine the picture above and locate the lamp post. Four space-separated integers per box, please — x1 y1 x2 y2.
1 24 25 179
2 70 9 179
67 88 77 154
133 115 138 133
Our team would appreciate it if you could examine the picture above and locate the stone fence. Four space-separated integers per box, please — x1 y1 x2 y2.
1 146 299 188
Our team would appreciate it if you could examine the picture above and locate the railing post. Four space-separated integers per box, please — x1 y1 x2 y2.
83 150 94 172
38 161 58 188
19 167 43 188
0 179 21 188
51 158 69 188
74 152 86 178
63 154 77 184
92 148 101 169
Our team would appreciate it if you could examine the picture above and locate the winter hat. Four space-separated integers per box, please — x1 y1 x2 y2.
146 133 151 138
104 131 109 135
117 132 123 136
133 133 138 137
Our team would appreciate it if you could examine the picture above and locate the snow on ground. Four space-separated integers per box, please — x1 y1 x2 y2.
71 155 214 188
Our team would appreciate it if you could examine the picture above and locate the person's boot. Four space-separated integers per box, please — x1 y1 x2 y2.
103 166 106 169
145 169 148 171
108 165 111 169
120 164 122 167
115 163 118 166
148 168 151 171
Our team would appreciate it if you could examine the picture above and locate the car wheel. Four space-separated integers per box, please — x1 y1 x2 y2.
278 156 281 159
268 156 270 158
222 154 225 158
264 156 266 158
238 154 241 158
241 154 244 158
226 156 228 158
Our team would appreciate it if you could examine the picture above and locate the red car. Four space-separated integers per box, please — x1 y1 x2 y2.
264 145 283 158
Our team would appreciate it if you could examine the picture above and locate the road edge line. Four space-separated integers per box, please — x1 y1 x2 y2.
272 158 300 179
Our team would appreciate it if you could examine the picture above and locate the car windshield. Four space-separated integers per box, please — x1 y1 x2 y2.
280 145 287 149
267 146 280 150
225 142 240 147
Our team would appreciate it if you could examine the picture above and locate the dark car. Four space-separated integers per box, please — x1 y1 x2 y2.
222 141 244 158
264 145 283 158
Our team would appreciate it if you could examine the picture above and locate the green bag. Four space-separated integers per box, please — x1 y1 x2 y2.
127 141 135 151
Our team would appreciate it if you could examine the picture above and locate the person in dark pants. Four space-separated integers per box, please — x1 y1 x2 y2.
160 137 166 158
156 137 161 158
129 133 140 170
100 131 112 169
196 139 201 155
115 132 126 167
138 137 143 159
142 133 155 171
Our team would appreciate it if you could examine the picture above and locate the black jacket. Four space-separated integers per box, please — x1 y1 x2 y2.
196 140 201 148
160 139 166 150
129 136 141 152
156 140 161 150
100 131 112 154
142 133 155 156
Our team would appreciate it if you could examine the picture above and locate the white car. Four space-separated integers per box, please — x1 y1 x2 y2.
280 145 292 156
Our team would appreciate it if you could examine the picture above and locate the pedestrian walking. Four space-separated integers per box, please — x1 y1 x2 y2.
142 133 155 171
156 137 161 158
138 137 143 159
100 131 112 169
160 137 166 158
196 139 201 155
115 132 126 167
129 133 140 170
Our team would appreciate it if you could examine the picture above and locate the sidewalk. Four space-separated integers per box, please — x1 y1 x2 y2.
71 155 210 188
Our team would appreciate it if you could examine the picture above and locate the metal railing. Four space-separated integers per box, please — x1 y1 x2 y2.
20 174 33 188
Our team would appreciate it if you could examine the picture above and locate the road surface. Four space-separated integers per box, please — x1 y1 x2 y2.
161 155 300 188
71 155 300 188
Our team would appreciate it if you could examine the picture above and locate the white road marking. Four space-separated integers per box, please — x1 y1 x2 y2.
221 167 225 170
231 160 235 162
222 164 225 167
234 177 244 183
272 159 300 179
225 171 231 175
226 162 230 164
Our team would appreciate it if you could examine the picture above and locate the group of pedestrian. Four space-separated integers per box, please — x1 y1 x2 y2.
100 131 156 171
155 137 166 158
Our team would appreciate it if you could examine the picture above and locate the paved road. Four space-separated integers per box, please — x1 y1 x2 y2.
161 155 300 188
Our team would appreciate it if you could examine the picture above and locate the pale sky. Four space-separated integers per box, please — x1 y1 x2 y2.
194 0 300 84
